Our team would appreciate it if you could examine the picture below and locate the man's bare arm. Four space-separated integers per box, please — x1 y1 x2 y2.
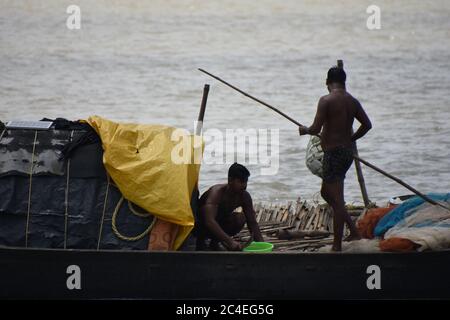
351 99 372 142
202 204 237 248
242 192 264 242
299 97 327 136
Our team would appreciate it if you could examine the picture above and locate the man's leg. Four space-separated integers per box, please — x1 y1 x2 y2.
322 180 360 251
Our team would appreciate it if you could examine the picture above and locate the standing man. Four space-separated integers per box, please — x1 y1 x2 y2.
299 65 372 251
195 163 264 251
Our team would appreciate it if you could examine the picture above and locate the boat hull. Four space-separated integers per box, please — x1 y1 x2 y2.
1 246 449 299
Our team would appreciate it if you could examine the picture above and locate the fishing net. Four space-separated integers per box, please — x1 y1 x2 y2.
305 136 323 178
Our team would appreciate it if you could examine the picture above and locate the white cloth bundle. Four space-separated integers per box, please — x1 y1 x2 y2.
385 201 450 251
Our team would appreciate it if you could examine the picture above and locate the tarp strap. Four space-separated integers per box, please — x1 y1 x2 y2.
96 174 111 250
0 128 5 143
25 130 38 247
64 130 74 249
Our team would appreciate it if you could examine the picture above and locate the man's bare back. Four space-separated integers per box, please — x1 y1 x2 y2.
301 87 371 151
320 89 358 150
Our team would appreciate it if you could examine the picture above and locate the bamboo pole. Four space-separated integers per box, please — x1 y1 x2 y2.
195 84 210 135
353 144 370 207
198 68 304 127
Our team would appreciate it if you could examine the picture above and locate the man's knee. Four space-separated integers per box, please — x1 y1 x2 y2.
321 183 336 205
221 213 246 236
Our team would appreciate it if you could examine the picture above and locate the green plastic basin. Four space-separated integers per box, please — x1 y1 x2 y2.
243 241 274 253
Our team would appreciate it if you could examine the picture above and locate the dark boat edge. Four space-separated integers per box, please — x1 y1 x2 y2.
1 245 449 300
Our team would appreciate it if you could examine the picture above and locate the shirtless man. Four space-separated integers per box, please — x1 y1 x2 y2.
299 66 372 251
195 163 264 251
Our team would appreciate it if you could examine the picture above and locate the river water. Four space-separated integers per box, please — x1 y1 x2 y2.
1 0 449 204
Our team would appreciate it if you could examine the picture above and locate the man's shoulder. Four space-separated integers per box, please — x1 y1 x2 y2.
202 184 226 203
316 95 331 111
209 183 226 189
241 190 253 202
211 184 228 195
319 93 332 101
325 91 359 105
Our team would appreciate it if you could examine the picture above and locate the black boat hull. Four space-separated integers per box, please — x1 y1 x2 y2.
1 246 449 299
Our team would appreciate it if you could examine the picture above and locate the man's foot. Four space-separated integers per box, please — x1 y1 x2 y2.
331 244 342 252
344 233 361 242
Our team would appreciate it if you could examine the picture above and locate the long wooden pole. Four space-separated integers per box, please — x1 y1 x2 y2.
196 84 210 135
199 68 450 211
198 69 304 127
353 145 371 207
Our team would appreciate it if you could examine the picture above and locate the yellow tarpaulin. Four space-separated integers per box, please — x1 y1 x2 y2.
87 115 202 250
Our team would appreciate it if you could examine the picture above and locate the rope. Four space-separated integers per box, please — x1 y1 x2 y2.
128 200 150 218
25 130 38 247
112 196 156 242
63 130 74 249
97 174 111 250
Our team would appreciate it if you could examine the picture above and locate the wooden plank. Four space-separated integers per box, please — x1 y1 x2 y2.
298 208 308 230
281 208 289 223
295 201 305 219
294 217 301 231
323 207 330 231
274 206 282 222
281 206 288 222
266 204 273 222
256 207 263 223
305 206 317 230
316 206 323 230
303 203 315 229
327 207 334 232
318 205 326 230
281 201 292 222
298 208 307 230
290 202 302 228
261 207 268 223
279 206 286 222
313 206 321 230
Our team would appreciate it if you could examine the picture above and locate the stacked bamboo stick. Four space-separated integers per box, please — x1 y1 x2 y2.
235 198 365 252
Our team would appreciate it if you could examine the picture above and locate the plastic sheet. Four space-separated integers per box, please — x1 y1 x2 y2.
87 116 202 249
0 128 154 250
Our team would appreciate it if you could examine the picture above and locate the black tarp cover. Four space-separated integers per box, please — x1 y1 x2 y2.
0 128 153 250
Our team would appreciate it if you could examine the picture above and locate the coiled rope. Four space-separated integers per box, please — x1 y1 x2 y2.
111 196 156 242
